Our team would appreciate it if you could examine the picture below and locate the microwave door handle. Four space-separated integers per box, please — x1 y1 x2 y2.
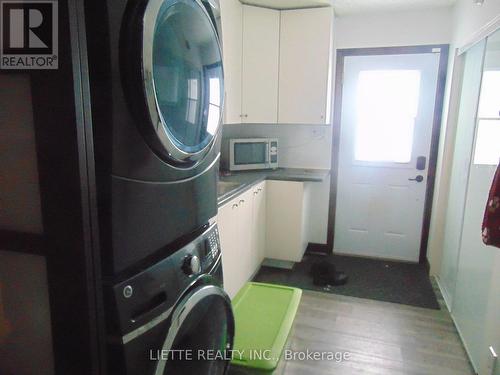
265 143 270 163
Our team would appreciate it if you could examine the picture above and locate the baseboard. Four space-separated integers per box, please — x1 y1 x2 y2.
305 242 329 255
434 276 453 313
423 257 431 274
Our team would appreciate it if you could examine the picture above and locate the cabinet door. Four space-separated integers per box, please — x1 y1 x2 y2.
218 199 240 298
265 180 305 262
278 8 332 124
220 0 243 124
252 182 267 268
236 188 255 283
241 6 279 123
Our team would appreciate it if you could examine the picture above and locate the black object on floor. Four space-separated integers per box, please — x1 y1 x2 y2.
310 261 348 286
253 253 440 310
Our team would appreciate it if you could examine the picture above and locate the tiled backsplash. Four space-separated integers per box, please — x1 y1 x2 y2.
221 123 332 170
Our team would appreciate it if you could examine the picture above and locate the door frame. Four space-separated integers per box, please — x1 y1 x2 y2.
326 45 450 265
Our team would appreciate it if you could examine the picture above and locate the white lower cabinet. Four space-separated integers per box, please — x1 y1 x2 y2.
251 181 267 269
265 180 308 262
218 182 266 298
218 196 240 298
219 180 309 297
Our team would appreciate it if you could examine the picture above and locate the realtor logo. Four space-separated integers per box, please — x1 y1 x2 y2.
1 1 58 69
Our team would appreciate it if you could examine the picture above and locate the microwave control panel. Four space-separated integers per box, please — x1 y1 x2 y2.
270 141 278 163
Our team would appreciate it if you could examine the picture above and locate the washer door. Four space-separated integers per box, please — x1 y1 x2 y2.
154 285 234 374
122 0 223 167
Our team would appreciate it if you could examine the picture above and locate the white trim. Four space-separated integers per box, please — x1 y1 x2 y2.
434 275 452 312
458 13 500 55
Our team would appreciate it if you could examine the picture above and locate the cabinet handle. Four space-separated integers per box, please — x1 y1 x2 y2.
254 191 258 195
239 199 245 205
232 203 238 209
258 188 262 192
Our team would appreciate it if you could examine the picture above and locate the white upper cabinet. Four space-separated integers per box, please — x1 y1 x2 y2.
241 5 280 123
220 3 333 125
278 7 333 125
220 0 243 124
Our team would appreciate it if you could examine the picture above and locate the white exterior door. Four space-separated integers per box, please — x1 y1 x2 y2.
335 52 441 262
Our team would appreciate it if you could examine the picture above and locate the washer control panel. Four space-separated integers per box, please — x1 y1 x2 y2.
107 223 223 337
201 225 220 271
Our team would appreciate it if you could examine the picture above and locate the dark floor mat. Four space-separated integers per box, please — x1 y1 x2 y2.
253 253 440 310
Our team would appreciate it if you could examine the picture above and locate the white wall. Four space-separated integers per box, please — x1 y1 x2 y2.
336 7 453 49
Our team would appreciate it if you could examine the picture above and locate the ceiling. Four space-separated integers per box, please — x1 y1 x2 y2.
331 0 456 16
239 0 456 15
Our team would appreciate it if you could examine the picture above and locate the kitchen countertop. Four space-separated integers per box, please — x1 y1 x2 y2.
217 168 330 207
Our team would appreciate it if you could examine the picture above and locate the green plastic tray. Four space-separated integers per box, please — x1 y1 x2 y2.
231 282 302 371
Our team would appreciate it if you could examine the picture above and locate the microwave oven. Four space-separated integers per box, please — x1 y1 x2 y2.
228 138 278 171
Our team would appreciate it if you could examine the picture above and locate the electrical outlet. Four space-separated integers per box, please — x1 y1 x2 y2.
311 128 325 140
487 346 498 375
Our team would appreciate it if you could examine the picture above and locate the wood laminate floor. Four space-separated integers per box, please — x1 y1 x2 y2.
283 291 475 375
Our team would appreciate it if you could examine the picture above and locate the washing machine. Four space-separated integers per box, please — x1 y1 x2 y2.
84 0 224 277
105 223 234 374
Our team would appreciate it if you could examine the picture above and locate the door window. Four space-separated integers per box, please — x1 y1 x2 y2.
153 0 223 154
354 70 421 163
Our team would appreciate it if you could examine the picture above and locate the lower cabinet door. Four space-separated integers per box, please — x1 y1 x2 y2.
265 180 305 262
237 188 255 286
218 199 240 298
252 182 266 269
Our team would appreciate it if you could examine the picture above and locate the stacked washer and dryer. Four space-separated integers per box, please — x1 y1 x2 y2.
84 0 234 373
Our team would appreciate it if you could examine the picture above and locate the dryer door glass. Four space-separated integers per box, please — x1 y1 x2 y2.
155 285 234 375
152 0 223 156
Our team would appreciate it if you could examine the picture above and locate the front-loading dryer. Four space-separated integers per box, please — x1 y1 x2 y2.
105 223 234 374
84 0 224 276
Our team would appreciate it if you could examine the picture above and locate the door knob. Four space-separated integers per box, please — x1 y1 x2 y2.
408 175 424 182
